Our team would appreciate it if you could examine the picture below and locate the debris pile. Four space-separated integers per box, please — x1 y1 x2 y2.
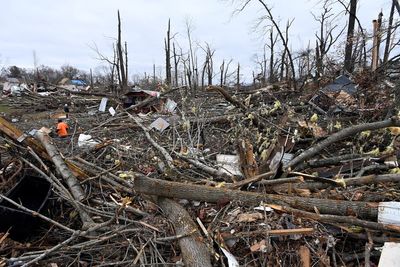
1 76 400 266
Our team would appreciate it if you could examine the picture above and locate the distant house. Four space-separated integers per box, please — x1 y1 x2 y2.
58 78 88 91
70 79 87 86
309 75 358 113
321 75 357 95
123 86 164 112
2 78 27 96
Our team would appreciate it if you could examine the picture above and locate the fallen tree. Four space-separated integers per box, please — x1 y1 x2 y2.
34 131 94 229
158 198 212 267
132 174 378 219
286 117 400 170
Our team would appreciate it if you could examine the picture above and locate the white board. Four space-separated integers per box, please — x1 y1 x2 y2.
99 97 108 112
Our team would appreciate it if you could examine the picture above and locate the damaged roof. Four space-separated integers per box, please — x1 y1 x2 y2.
322 75 357 94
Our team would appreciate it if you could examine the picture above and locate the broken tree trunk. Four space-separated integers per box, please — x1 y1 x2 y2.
132 175 378 219
158 198 212 267
34 131 94 228
237 139 259 179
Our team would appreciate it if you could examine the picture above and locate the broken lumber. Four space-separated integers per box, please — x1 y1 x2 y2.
0 116 49 161
236 227 314 237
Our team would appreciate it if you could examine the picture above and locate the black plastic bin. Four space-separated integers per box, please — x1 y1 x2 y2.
0 175 51 240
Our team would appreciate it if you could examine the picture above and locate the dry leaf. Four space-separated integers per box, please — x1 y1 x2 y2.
294 188 312 197
250 239 267 252
389 127 400 136
121 196 132 207
237 212 263 223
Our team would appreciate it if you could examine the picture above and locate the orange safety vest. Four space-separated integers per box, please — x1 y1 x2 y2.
57 122 69 137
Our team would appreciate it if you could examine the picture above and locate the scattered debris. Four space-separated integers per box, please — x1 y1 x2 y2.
149 117 170 132
99 97 108 112
0 75 399 266
378 242 400 267
216 154 242 176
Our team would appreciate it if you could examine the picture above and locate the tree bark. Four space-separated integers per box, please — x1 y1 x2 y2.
132 175 378 219
393 0 400 15
344 0 357 73
158 198 212 267
34 131 94 228
173 43 179 87
383 2 395 64
117 10 127 90
165 19 172 86
237 139 259 179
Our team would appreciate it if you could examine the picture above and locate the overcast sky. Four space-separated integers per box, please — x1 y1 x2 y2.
0 0 393 82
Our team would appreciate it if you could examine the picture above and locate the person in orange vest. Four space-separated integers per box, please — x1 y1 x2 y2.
56 119 69 138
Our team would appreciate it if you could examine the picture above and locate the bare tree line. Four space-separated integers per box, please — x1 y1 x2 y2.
4 1 400 94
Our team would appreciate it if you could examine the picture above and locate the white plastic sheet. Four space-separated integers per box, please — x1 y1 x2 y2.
378 242 400 267
378 202 400 225
78 134 99 148
216 154 242 176
220 248 239 267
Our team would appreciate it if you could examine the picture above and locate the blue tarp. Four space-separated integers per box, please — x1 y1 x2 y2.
70 79 87 86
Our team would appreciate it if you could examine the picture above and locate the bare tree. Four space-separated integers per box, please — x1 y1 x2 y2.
60 65 79 80
344 0 357 73
125 41 128 86
312 0 345 78
164 19 172 86
383 1 396 64
393 0 400 15
185 19 199 91
255 0 297 89
236 62 241 91
267 27 278 83
116 10 127 91
219 60 225 86
200 42 215 88
90 42 117 92
223 59 233 85
172 42 181 87
279 19 293 82
296 44 314 82
371 12 383 71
